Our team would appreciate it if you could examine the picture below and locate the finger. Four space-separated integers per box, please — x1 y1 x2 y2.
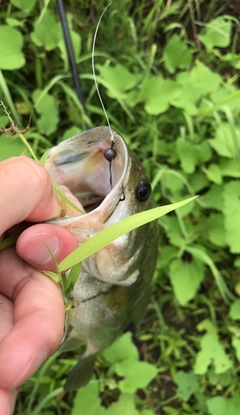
0 156 62 234
16 224 78 271
0 249 65 390
0 294 13 341
0 389 17 415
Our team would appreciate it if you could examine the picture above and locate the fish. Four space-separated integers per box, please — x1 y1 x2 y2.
44 126 158 391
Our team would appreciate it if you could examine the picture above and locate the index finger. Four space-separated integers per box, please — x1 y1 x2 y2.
0 156 62 234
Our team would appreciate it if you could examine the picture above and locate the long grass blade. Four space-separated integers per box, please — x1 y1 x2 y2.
58 196 197 271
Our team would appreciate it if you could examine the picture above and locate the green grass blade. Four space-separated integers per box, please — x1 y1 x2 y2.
0 71 21 125
58 196 197 271
186 246 234 302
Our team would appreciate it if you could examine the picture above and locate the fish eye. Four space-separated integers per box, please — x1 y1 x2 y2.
136 183 151 202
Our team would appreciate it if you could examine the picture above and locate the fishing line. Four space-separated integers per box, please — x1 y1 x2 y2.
92 2 118 192
56 0 88 129
92 2 113 142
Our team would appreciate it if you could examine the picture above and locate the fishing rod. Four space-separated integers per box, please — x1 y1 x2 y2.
56 0 89 129
56 1 121 195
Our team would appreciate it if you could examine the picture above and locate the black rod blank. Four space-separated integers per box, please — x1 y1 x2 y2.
56 0 88 127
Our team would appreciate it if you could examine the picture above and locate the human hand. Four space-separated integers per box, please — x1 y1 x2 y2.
0 156 78 414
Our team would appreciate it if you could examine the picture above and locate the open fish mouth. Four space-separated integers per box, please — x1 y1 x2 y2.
44 127 130 221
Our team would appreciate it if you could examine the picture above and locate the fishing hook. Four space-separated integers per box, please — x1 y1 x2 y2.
104 141 116 190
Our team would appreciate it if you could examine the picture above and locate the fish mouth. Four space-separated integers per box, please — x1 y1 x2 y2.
45 127 129 219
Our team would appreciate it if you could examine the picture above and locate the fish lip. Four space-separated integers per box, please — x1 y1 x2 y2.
47 127 131 226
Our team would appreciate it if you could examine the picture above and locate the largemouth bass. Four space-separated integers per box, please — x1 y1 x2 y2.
44 126 158 391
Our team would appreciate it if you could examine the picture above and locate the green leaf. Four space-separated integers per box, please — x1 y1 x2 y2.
194 319 232 374
223 181 240 253
219 158 240 177
10 0 37 12
200 184 224 211
169 256 205 306
163 35 192 74
189 61 221 95
136 76 181 115
209 123 240 159
207 396 240 415
58 197 197 271
0 26 25 69
31 9 61 51
203 164 222 184
0 135 25 160
102 332 138 364
229 299 240 320
37 105 59 136
174 371 199 401
176 139 199 174
97 64 139 98
106 394 139 415
32 89 55 114
199 17 232 51
72 382 106 415
115 359 157 394
204 213 226 247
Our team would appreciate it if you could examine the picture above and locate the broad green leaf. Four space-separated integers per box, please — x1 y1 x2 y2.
31 9 61 51
58 197 197 271
194 319 232 374
106 394 139 415
188 172 209 193
209 123 240 159
207 396 240 415
219 158 240 177
200 184 224 211
229 299 240 320
72 382 106 415
136 76 181 115
0 26 25 70
161 216 193 248
203 164 222 184
189 61 221 95
102 332 138 364
37 105 59 136
10 0 37 12
97 64 139 98
223 181 240 253
199 17 232 51
177 139 212 174
115 359 157 394
208 368 233 387
204 214 226 247
169 256 205 305
176 139 199 174
163 35 192 74
174 371 199 401
32 89 55 114
0 135 25 160
158 246 178 269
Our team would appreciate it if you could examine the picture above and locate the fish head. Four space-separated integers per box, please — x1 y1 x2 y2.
45 126 158 285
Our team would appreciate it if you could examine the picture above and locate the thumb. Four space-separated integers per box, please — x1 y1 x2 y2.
16 224 78 272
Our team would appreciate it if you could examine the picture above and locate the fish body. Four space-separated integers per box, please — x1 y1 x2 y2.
44 127 158 390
